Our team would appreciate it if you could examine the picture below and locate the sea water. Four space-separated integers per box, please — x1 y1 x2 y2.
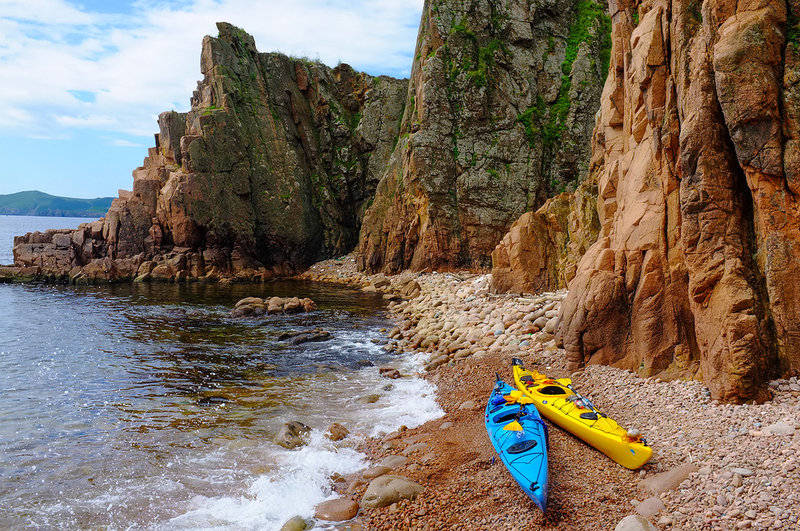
0 216 443 529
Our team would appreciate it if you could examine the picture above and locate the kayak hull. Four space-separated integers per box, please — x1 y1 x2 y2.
512 360 652 470
485 378 549 511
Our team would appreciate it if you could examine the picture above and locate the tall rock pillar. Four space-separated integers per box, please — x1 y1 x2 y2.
557 0 799 402
358 0 612 273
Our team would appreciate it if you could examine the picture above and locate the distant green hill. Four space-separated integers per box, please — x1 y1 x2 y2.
0 191 113 217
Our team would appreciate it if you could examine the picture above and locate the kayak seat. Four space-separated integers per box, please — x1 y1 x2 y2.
507 440 537 454
580 412 599 420
520 375 535 383
538 385 567 395
493 411 518 424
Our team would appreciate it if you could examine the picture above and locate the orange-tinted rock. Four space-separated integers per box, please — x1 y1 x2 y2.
492 206 569 294
553 0 797 402
492 176 601 293
314 497 359 521
324 422 349 441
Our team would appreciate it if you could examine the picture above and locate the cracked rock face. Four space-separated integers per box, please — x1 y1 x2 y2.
553 0 800 402
490 174 601 294
12 23 406 282
357 0 610 273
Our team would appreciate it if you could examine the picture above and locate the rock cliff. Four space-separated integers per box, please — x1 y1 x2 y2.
490 172 601 294
12 23 405 282
545 0 800 402
357 0 612 273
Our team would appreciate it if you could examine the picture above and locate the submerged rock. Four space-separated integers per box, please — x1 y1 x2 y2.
324 422 349 441
273 421 311 449
196 395 228 406
359 394 381 404
278 328 332 344
378 367 401 379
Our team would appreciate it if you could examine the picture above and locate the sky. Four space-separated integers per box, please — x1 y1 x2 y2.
0 0 424 199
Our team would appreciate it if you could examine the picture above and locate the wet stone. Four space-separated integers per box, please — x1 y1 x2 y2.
280 515 310 531
325 422 349 441
314 497 359 521
379 367 401 379
363 465 392 479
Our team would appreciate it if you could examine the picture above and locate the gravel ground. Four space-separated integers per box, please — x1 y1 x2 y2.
296 257 800 530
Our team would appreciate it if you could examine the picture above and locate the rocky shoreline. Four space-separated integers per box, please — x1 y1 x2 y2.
287 256 799 530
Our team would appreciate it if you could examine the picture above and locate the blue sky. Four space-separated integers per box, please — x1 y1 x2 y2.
0 0 423 199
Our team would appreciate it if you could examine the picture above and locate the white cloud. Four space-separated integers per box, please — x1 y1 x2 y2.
109 138 148 147
0 0 97 25
0 0 423 140
54 113 118 128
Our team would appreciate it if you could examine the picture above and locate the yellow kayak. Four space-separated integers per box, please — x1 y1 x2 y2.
511 358 652 469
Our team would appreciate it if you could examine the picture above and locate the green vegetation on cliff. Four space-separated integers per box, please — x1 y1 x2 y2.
518 0 611 192
0 191 112 217
788 8 799 48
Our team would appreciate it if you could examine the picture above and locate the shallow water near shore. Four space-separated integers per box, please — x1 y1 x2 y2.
0 280 442 529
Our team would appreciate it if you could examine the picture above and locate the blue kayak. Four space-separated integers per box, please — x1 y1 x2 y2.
485 376 549 512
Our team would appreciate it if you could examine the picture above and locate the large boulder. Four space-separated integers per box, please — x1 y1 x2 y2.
491 177 600 293
324 422 350 441
361 475 424 509
314 497 359 521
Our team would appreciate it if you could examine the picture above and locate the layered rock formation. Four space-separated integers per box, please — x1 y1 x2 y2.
12 23 405 282
357 0 612 273
547 0 800 402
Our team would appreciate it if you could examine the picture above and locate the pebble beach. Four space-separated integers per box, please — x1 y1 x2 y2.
291 256 800 530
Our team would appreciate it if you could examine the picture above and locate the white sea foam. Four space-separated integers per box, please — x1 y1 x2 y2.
360 370 443 437
164 430 368 530
165 348 443 530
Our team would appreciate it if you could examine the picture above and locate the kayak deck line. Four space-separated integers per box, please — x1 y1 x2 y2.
485 377 549 512
511 358 652 470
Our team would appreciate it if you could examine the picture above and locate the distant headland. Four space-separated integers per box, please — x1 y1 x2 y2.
0 191 113 217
